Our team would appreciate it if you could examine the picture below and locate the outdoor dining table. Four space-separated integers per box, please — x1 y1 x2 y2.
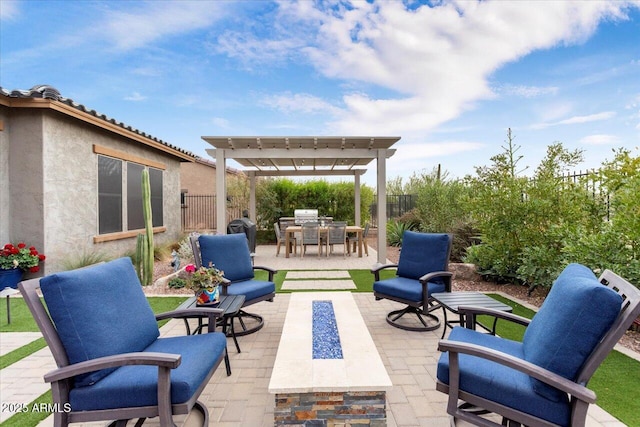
283 225 364 258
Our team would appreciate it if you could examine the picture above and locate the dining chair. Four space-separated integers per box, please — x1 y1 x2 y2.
301 222 322 257
325 221 348 258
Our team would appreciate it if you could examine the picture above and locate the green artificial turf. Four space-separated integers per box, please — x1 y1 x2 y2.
271 268 397 293
480 293 638 426
0 297 187 369
0 390 53 427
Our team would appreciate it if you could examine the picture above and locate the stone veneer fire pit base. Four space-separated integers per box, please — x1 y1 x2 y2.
275 391 386 426
269 292 392 427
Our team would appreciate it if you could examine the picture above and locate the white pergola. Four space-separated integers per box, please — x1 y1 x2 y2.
202 136 400 264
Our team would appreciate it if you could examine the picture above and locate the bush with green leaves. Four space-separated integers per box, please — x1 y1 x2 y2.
256 178 374 231
562 148 640 285
463 130 606 287
386 168 478 261
386 219 415 246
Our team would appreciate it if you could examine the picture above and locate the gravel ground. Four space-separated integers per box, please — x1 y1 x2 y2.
149 238 640 354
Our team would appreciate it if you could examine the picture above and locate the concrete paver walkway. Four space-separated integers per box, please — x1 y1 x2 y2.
1 291 627 427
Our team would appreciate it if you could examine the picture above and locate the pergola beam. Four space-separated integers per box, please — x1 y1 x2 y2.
203 136 400 264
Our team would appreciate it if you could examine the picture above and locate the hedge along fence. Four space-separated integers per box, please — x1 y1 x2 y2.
255 178 375 231
387 135 639 290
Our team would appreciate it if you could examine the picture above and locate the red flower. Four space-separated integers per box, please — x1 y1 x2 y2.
17 242 26 249
4 244 13 250
38 254 46 261
185 264 197 273
29 266 40 273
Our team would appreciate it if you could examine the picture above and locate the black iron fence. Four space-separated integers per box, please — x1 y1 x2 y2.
369 194 416 228
181 194 244 231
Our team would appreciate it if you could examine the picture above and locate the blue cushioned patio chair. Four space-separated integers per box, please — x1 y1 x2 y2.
191 233 277 335
18 257 229 427
436 264 640 427
372 231 453 331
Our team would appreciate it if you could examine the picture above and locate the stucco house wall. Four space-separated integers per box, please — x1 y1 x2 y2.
1 86 195 274
180 157 244 195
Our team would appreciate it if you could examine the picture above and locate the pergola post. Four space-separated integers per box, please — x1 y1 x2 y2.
354 172 361 227
249 171 256 222
376 149 387 264
215 148 226 234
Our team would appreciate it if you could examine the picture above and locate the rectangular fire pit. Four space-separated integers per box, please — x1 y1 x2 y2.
269 292 392 426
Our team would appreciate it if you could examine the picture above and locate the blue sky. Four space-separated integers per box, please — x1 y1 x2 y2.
1 0 639 187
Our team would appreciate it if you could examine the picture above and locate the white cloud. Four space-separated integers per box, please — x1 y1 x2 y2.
531 111 616 129
386 140 485 179
124 92 146 101
0 0 19 20
499 84 559 98
580 134 619 145
261 92 342 116
212 117 230 129
226 1 634 135
99 2 227 51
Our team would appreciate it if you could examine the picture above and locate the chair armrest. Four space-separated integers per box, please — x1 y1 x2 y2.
438 340 596 403
44 352 181 383
254 265 278 281
419 271 453 284
371 264 398 281
457 305 531 328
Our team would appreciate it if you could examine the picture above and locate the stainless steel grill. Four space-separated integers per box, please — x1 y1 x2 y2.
294 209 318 225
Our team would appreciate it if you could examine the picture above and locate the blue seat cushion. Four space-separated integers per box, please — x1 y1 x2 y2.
397 231 450 281
437 327 570 426
225 279 275 303
199 234 254 282
40 257 159 387
373 276 445 303
523 263 622 401
69 332 227 411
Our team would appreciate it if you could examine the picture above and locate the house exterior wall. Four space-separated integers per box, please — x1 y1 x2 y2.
0 108 11 243
4 109 46 263
180 160 217 194
1 105 185 274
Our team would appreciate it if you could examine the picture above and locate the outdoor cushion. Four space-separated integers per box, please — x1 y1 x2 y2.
523 263 622 402
199 234 254 282
437 327 570 426
225 279 276 303
69 332 227 411
397 231 449 282
40 257 159 387
373 276 446 303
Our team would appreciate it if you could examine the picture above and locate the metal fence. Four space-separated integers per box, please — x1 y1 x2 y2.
181 194 244 231
369 194 417 228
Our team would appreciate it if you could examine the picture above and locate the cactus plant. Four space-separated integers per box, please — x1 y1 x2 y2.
135 169 155 286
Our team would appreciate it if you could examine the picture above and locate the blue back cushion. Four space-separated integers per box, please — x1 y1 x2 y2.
523 263 622 401
397 231 450 281
41 257 159 387
198 234 254 282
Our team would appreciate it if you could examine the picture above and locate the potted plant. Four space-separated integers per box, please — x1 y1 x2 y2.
183 263 225 306
0 242 46 289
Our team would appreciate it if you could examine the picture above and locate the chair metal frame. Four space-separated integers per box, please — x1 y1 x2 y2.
372 232 453 332
190 235 276 335
19 277 228 427
436 269 640 427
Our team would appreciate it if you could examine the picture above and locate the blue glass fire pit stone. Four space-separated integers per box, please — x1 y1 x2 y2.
312 300 343 359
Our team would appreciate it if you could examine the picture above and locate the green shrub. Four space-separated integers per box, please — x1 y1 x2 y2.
168 277 186 289
386 219 414 246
